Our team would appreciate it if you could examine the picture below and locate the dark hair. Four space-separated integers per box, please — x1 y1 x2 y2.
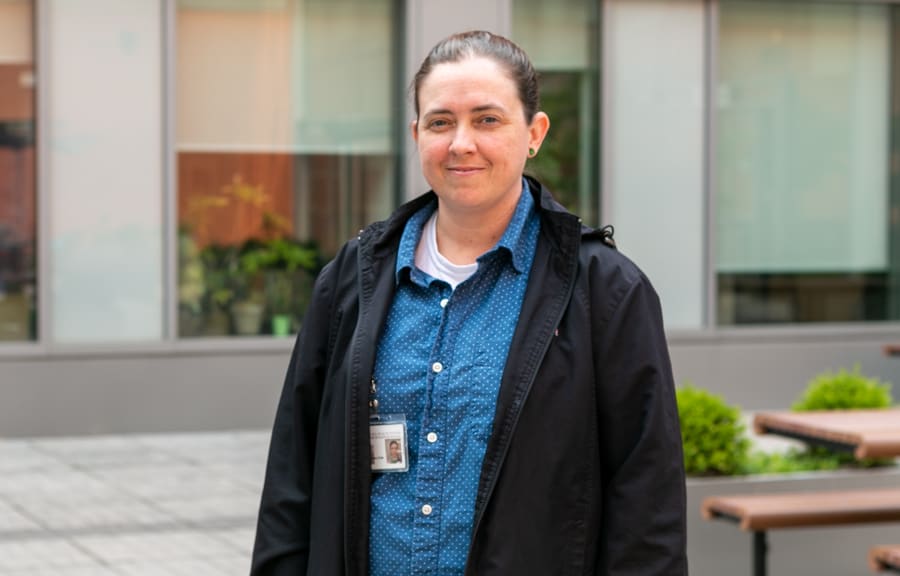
412 30 540 122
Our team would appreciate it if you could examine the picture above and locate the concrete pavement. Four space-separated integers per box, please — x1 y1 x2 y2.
0 430 270 575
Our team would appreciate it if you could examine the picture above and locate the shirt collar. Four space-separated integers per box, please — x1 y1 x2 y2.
395 178 537 284
492 178 536 274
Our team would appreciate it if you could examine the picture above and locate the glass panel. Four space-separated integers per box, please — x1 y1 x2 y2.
48 0 164 343
512 0 599 226
717 1 891 324
0 0 35 342
602 0 706 330
176 0 397 338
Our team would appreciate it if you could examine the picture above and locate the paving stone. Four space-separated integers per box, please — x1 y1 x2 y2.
0 538 100 571
75 530 235 563
1 430 269 573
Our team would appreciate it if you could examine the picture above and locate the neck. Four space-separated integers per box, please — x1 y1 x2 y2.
434 191 521 265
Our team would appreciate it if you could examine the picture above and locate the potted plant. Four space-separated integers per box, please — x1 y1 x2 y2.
233 237 320 336
176 226 205 337
198 243 239 336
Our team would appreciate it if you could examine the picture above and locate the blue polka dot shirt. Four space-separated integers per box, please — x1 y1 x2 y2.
368 180 540 576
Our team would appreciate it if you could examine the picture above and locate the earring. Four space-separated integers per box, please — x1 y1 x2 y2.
528 147 536 157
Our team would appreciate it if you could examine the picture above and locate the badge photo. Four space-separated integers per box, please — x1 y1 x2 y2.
369 417 409 473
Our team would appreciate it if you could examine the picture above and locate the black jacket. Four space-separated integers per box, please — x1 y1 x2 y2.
252 176 688 575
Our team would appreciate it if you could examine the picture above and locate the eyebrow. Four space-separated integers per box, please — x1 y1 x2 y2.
422 104 507 117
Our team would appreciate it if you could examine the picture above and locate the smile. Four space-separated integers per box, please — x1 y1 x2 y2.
447 167 484 175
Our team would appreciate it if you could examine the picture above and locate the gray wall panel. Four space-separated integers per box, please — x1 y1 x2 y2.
0 350 290 437
3 330 900 437
669 331 900 410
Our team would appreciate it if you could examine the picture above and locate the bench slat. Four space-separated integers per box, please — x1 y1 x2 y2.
702 488 900 531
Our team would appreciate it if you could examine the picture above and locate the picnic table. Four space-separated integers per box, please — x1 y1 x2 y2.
871 544 900 573
883 344 900 357
702 488 900 576
753 409 900 460
702 409 900 576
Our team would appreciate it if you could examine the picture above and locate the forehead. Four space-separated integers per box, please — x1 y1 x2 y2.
418 56 520 112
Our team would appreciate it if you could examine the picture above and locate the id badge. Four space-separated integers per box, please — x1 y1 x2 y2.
369 413 409 473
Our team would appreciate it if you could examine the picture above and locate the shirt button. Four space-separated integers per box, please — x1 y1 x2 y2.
432 362 443 373
426 432 438 443
421 504 433 516
440 298 449 308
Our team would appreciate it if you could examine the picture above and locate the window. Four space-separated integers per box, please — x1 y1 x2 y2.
176 0 398 338
0 0 35 342
512 0 600 226
717 1 897 325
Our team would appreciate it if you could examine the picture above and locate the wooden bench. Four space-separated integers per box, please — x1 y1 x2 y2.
702 487 900 576
871 545 900 573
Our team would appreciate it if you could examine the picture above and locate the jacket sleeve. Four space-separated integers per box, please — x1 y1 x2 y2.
594 268 688 575
250 260 339 576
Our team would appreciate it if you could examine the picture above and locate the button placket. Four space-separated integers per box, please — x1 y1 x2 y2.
410 283 456 572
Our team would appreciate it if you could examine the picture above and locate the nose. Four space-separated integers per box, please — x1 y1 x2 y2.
448 125 476 155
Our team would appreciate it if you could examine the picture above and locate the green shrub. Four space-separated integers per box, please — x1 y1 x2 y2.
792 365 892 412
676 384 749 476
741 449 841 475
791 365 894 468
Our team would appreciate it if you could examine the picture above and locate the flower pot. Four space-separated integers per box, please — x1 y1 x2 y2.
271 313 292 337
231 300 264 336
204 307 230 336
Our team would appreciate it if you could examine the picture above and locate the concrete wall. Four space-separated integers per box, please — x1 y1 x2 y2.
669 328 900 410
2 327 900 437
0 344 291 437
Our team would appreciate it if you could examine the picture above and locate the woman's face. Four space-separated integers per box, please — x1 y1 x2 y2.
412 56 549 217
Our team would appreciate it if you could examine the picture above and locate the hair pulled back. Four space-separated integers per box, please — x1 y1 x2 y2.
412 30 540 123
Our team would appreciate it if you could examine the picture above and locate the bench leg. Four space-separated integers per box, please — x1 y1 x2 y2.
753 531 768 576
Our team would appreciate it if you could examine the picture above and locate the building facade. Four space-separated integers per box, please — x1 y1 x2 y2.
2 0 900 436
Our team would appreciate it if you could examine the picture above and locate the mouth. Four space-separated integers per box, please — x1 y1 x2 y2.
447 166 484 175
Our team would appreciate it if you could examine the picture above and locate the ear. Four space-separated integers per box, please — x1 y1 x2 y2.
410 120 419 145
527 111 550 155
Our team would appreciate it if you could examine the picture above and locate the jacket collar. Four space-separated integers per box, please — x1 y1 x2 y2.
359 174 583 258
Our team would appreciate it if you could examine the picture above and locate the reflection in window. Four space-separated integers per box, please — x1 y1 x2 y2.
176 0 397 338
0 0 35 342
717 1 898 324
512 0 599 226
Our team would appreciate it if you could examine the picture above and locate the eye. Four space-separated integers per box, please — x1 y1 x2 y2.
479 115 500 125
427 118 452 130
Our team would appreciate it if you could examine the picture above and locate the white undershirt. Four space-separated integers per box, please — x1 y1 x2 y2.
414 211 478 290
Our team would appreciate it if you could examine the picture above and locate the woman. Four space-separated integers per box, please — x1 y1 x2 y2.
252 30 687 576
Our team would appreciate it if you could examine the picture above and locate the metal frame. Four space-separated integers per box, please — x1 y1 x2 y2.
753 531 768 576
599 0 613 231
705 0 719 328
708 511 770 576
160 0 178 341
163 0 177 341
35 0 50 351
